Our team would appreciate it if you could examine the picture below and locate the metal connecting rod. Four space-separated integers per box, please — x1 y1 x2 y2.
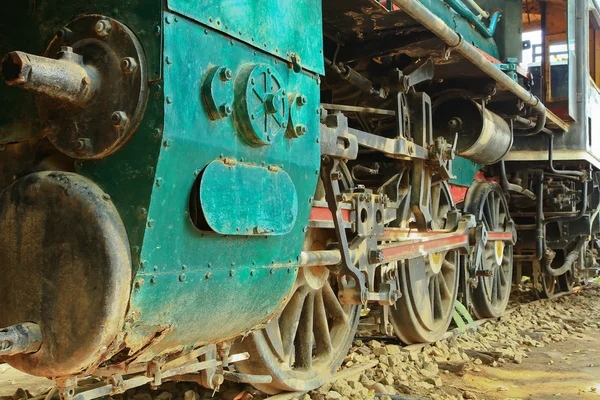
0 322 42 356
1 47 98 104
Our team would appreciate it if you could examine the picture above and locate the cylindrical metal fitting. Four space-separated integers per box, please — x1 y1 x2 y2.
299 250 342 267
1 48 98 104
433 97 513 165
0 322 42 356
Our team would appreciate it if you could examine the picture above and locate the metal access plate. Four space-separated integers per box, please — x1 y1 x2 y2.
199 160 298 235
166 0 324 74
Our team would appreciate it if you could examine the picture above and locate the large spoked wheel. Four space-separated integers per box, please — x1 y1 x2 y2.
558 270 574 292
464 181 514 319
390 181 460 344
536 271 558 299
233 230 360 394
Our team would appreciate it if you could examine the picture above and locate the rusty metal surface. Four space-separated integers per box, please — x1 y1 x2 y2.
0 172 131 377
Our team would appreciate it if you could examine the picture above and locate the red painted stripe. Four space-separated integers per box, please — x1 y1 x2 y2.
309 206 351 223
381 234 468 261
487 232 513 241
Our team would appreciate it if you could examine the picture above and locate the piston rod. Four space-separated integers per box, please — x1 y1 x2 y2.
299 250 342 267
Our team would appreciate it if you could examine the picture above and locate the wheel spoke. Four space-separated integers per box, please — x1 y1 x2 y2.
313 289 333 357
438 272 451 297
431 184 441 223
294 291 315 370
279 286 309 361
442 259 456 272
433 276 443 319
322 282 348 324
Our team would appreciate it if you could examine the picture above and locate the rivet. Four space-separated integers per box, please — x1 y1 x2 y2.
166 16 172 24
205 272 211 280
209 17 213 23
179 273 186 282
302 226 308 233
287 268 291 273
204 29 209 35
155 178 163 187
174 16 179 22
229 270 235 277
153 128 162 139
238 30 242 35
231 262 235 266
150 275 157 284
166 96 173 104
270 269 274 275
133 246 140 254
138 207 148 218
163 139 171 148
315 169 320 175
308 196 314 203
102 193 111 201
194 169 201 177
147 219 154 228
166 56 173 65
153 266 158 272
140 260 148 269
208 262 212 268
316 137 320 143
154 25 161 36
250 269 256 276
182 265 187 271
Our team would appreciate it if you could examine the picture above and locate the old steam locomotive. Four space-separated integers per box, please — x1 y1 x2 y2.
0 0 598 396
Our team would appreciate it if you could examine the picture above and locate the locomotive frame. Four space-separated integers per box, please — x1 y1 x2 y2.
0 0 597 397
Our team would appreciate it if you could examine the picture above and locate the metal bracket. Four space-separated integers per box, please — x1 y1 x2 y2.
321 156 367 305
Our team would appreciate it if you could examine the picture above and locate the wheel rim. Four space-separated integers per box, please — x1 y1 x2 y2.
466 181 513 318
233 231 360 394
539 272 557 298
390 181 460 344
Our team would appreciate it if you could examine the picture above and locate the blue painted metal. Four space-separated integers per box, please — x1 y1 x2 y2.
450 157 481 187
165 0 325 75
443 0 500 38
417 0 499 58
121 10 322 357
198 160 298 236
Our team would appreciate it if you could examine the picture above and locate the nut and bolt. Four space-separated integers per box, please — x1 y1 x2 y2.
121 57 138 74
219 103 233 117
75 138 91 153
297 95 308 106
295 124 307 137
111 111 128 127
94 19 112 38
368 249 385 264
219 68 233 81
57 28 73 42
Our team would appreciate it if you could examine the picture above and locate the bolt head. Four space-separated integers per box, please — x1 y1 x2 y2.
297 95 308 106
111 111 128 127
75 137 91 153
295 124 307 137
121 57 138 74
94 20 112 38
219 68 233 81
219 103 233 117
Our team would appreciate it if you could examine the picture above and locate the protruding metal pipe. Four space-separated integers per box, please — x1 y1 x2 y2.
1 47 98 104
299 250 342 267
0 322 42 356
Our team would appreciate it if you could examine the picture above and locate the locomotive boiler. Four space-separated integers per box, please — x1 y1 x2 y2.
0 0 597 397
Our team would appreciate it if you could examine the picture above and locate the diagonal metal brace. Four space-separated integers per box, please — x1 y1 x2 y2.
321 156 367 305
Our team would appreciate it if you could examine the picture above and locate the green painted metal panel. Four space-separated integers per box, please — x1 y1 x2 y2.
0 0 162 143
451 156 481 187
165 0 325 75
419 0 499 58
199 160 298 236
124 12 322 355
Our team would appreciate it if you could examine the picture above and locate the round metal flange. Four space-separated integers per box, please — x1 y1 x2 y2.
202 66 234 120
287 93 309 138
40 15 148 159
234 64 289 146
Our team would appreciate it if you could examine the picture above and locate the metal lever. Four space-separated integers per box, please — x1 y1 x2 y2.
389 59 435 93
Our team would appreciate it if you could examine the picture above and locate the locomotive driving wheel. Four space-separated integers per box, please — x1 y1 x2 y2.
390 180 460 344
464 181 513 319
233 229 360 394
536 271 559 299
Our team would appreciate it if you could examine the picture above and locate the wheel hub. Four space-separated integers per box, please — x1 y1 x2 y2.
494 240 505 265
428 252 444 274
302 265 330 290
